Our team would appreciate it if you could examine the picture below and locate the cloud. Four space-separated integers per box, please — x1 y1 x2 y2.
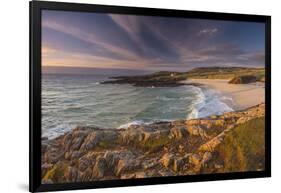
42 11 264 71
109 14 186 62
42 47 56 57
109 14 172 58
42 19 140 61
179 43 264 68
198 28 218 36
42 45 165 70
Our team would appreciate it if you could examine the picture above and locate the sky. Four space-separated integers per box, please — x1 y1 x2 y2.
42 10 265 72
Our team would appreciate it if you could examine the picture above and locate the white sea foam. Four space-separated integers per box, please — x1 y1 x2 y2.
42 74 235 139
186 86 233 120
156 96 192 101
117 119 174 129
43 123 76 140
117 120 146 129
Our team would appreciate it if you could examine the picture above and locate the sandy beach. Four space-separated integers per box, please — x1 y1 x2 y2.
185 79 265 111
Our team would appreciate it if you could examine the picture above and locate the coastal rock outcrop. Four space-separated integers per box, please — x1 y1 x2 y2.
100 67 265 87
228 75 258 84
42 103 265 183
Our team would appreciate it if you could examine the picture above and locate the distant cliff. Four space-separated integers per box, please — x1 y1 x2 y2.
228 75 259 84
42 103 265 183
101 67 265 87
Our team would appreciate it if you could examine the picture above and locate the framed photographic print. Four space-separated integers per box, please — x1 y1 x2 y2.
30 1 271 192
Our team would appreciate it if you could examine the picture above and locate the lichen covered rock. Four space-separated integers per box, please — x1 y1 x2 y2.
42 104 265 183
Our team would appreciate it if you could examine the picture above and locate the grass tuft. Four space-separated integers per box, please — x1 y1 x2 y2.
216 117 265 172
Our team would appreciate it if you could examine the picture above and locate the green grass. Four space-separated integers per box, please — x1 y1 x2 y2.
43 162 68 182
141 67 265 82
216 117 265 172
105 67 265 85
186 67 265 81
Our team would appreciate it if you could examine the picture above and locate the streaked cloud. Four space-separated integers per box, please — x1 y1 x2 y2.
42 20 140 61
42 46 56 57
42 10 265 71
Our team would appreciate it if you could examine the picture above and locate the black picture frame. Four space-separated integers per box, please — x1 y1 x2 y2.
29 1 271 192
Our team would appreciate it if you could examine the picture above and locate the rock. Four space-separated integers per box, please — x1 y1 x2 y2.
121 126 153 145
115 157 141 177
169 126 187 139
42 162 68 183
120 171 157 179
79 168 93 181
40 103 265 182
41 140 49 154
189 154 201 166
115 159 127 176
161 153 190 172
42 163 53 177
186 125 209 139
78 156 91 172
214 164 223 169
236 104 265 124
80 130 119 151
228 75 257 84
161 153 174 168
201 152 212 167
198 131 226 152
42 179 53 184
121 125 170 149
101 68 263 87
62 133 73 151
101 76 188 87
103 151 120 169
79 132 99 150
65 167 78 182
159 170 175 177
44 150 64 164
92 156 106 178
135 171 147 178
68 129 89 151
120 173 136 179
71 151 82 160
200 119 225 129
178 145 185 153
142 159 158 169
173 157 185 172
64 151 71 160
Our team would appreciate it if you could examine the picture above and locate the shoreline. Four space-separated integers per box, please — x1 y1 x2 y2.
42 103 265 183
183 79 265 111
43 79 265 139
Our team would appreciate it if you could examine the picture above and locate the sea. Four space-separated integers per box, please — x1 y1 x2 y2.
42 68 234 139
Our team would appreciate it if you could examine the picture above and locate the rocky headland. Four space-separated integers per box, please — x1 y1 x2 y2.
101 67 265 87
42 103 265 184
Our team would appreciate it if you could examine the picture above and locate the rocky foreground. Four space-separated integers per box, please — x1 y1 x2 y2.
42 104 265 183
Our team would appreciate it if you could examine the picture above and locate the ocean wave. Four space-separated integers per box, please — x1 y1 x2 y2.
94 82 100 85
42 77 235 139
42 123 76 139
117 120 146 129
117 119 173 129
186 86 233 120
156 96 192 101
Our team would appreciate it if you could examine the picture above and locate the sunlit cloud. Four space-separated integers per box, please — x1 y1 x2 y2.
42 46 56 57
42 45 165 70
42 10 265 71
42 19 141 61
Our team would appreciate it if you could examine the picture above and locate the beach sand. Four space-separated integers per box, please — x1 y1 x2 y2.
185 79 265 111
